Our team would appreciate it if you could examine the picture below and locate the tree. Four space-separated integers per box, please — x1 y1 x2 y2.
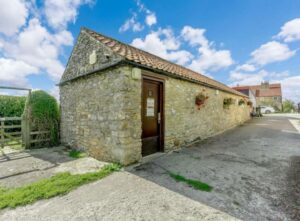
282 100 296 113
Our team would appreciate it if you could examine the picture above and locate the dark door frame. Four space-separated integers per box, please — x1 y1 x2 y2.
141 74 165 153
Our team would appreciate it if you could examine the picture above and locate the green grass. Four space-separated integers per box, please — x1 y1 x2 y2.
169 172 213 192
6 140 23 150
0 186 7 195
0 163 121 209
69 149 87 158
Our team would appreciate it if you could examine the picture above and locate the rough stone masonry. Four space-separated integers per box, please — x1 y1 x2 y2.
59 28 250 165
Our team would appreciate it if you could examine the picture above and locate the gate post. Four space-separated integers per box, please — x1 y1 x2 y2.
0 120 4 148
22 90 32 149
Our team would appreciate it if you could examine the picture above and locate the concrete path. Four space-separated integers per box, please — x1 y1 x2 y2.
1 116 299 221
0 146 107 188
130 116 300 221
0 171 239 221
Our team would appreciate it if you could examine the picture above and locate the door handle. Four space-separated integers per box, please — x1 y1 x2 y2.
158 112 161 124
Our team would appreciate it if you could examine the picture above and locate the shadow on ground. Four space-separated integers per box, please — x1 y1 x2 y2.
0 146 74 187
128 116 300 221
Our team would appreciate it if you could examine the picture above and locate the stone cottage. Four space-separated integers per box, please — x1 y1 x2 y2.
59 28 250 165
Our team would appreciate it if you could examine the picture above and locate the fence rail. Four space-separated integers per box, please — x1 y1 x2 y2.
0 117 22 148
0 117 50 148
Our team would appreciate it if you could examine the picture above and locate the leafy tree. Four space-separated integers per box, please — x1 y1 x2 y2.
282 100 296 113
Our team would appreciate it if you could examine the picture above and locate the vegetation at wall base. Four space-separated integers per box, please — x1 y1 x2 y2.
0 163 121 209
169 172 213 192
69 149 87 158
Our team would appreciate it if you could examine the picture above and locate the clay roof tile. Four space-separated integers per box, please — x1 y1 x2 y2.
84 28 246 97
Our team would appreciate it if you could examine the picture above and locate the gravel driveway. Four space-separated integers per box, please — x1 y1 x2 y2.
1 116 299 221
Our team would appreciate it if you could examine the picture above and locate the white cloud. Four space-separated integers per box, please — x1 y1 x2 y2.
235 64 256 72
119 13 144 32
50 86 60 101
0 58 38 87
230 70 268 86
229 69 290 87
277 18 300 42
0 0 28 36
132 28 193 65
44 0 93 30
181 26 234 74
145 13 157 26
250 41 295 66
280 75 300 103
132 26 234 75
120 0 157 32
188 47 234 74
2 19 73 81
181 26 209 47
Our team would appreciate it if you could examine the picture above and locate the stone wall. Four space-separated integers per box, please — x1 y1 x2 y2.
60 65 250 165
60 66 142 165
163 74 251 151
61 29 123 83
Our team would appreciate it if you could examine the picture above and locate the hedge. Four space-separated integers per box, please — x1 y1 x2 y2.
24 90 60 146
0 95 26 117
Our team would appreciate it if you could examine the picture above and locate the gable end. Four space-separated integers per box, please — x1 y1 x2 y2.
60 29 124 83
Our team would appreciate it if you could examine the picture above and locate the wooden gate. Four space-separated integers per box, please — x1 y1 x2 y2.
0 86 52 149
0 117 23 148
0 116 51 149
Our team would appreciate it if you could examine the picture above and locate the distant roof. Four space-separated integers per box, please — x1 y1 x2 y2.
232 83 282 97
76 28 246 97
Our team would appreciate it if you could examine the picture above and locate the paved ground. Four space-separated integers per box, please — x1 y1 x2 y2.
0 116 299 221
0 146 107 188
131 116 300 221
0 171 239 221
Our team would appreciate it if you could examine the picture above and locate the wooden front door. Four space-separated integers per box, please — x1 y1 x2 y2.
142 78 164 156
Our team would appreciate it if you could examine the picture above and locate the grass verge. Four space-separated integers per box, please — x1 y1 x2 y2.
0 163 121 209
5 140 23 150
169 172 213 192
69 149 87 158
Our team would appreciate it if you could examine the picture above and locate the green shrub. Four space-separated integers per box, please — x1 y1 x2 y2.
223 98 234 109
282 100 296 113
0 95 26 117
24 90 60 146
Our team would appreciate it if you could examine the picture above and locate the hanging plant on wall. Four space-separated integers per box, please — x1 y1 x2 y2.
247 101 253 107
195 93 209 110
238 99 245 106
223 98 234 109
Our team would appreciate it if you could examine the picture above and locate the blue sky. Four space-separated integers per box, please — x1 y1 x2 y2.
0 0 300 102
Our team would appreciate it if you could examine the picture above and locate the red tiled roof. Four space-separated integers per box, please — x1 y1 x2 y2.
83 28 247 97
232 83 282 97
